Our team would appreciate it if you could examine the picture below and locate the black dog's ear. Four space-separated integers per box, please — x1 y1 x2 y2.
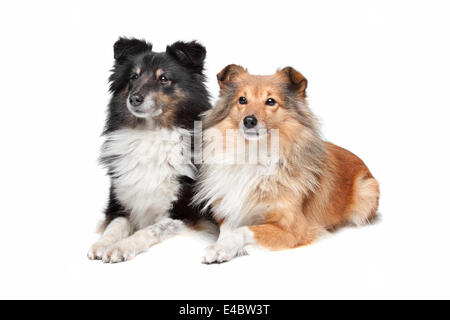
166 41 206 72
113 37 152 61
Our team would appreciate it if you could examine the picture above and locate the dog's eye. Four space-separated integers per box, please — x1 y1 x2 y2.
159 75 169 84
265 98 276 106
238 96 247 104
130 73 139 81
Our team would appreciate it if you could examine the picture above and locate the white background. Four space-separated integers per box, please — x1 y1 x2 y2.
0 0 449 299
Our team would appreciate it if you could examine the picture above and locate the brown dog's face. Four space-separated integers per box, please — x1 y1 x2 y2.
206 64 311 143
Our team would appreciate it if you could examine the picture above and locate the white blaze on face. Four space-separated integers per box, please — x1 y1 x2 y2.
126 95 162 119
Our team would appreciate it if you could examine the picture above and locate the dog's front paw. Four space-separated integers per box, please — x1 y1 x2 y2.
202 244 235 264
87 241 111 260
102 240 136 263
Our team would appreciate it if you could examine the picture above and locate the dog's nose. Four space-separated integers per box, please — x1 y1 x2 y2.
129 93 144 107
243 115 258 129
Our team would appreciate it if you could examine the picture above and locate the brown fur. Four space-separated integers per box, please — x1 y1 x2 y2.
156 87 186 127
203 65 380 250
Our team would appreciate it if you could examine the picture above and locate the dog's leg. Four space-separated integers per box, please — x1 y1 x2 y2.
101 218 186 263
87 216 131 260
203 211 313 264
202 226 255 264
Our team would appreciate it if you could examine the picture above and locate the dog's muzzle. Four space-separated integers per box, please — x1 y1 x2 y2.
127 94 162 118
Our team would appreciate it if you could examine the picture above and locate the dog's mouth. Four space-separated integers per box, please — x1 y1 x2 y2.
126 98 162 119
240 127 268 141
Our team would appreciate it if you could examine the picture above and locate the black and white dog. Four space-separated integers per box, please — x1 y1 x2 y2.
88 38 212 263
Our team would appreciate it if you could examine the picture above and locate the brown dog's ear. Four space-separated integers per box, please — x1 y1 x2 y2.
280 67 308 97
217 64 246 90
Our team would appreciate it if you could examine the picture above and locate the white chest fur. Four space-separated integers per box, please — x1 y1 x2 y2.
101 127 195 230
195 163 276 228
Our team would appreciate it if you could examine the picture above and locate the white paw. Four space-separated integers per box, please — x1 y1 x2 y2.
202 244 235 264
87 241 111 260
102 240 136 263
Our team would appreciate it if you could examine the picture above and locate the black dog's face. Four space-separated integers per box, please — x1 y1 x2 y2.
108 38 209 129
125 52 190 119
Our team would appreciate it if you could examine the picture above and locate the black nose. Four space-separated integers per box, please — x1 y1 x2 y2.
243 115 258 129
129 93 144 107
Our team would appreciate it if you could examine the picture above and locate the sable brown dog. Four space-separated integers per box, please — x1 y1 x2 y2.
194 64 380 263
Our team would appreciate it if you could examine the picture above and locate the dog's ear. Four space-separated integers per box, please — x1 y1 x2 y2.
280 67 308 98
113 37 152 61
216 64 246 90
166 41 206 72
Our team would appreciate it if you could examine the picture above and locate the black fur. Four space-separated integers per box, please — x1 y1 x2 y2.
105 38 211 133
169 176 203 224
102 37 213 226
166 41 206 73
104 185 128 226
